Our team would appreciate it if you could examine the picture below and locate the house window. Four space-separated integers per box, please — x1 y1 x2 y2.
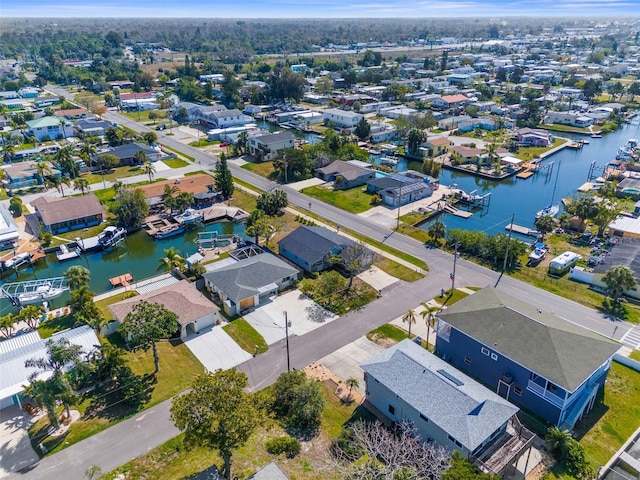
491 353 498 361
514 386 522 396
388 404 395 415
419 413 429 423
447 435 462 448
464 357 472 365
481 347 490 356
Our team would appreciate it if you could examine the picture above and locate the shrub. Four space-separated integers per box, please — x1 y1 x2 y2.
265 435 300 458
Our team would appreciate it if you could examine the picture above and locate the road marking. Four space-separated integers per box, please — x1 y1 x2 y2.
620 327 640 349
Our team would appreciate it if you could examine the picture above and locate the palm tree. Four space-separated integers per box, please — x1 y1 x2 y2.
58 118 68 140
64 265 91 290
545 426 573 459
237 131 249 155
53 145 79 178
419 302 442 348
2 143 15 164
133 150 148 166
73 177 90 195
402 309 417 338
142 160 156 183
23 378 59 428
427 221 445 245
159 247 186 272
345 377 359 400
78 140 97 168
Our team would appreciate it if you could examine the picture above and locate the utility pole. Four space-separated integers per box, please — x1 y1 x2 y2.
396 186 401 230
284 310 291 372
495 213 515 288
451 242 459 293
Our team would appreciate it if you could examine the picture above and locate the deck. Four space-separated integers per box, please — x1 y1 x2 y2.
506 223 539 237
109 273 133 288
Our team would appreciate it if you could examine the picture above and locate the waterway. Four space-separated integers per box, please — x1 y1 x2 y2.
418 121 640 237
0 221 247 315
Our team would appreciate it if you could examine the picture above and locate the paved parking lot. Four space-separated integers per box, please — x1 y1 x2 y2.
0 405 39 478
243 290 337 345
318 336 385 395
183 325 253 372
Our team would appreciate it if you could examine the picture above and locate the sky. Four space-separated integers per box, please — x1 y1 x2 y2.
1 0 640 18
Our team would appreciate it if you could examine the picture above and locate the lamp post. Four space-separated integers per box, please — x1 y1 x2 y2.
284 310 291 372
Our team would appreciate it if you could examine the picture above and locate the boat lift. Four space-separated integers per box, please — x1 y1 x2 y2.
1 277 69 308
196 232 243 248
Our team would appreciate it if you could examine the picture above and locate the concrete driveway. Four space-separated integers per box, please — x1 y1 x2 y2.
0 405 39 478
243 290 337 345
357 265 399 291
183 325 253 372
317 336 385 395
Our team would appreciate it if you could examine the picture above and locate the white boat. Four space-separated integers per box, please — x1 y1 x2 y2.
98 226 126 248
590 133 602 138
535 203 560 219
175 208 203 225
3 252 31 269
154 224 185 239
56 244 81 262
17 283 66 305
380 156 399 167
528 243 548 263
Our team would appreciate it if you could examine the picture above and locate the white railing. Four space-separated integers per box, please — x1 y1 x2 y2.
527 380 565 407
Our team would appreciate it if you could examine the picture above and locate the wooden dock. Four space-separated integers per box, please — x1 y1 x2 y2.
506 223 539 237
109 273 133 287
443 205 473 219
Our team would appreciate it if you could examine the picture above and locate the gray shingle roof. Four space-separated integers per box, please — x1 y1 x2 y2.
108 142 158 160
278 226 354 267
32 193 105 226
437 287 619 392
202 253 299 303
362 340 518 452
254 131 295 145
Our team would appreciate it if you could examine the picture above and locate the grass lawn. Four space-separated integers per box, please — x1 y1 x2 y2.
30 338 204 456
93 188 117 205
629 350 640 361
83 165 144 185
54 222 108 242
95 291 138 321
541 124 592 134
516 138 565 162
242 161 277 179
300 276 379 315
121 109 168 123
366 323 410 345
396 223 431 244
162 157 189 168
188 138 217 147
162 145 195 162
374 256 424 282
38 314 75 338
223 318 268 354
439 288 471 306
302 185 373 214
106 380 372 480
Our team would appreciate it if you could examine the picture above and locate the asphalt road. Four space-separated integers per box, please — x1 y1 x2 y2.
17 88 635 479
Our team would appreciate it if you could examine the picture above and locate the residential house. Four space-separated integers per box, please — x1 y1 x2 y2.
54 108 89 120
105 142 162 165
32 193 105 234
205 108 254 129
203 250 300 316
0 91 19 100
545 111 594 128
420 137 452 157
108 280 221 339
431 94 469 110
18 87 40 98
278 226 361 273
33 96 61 108
25 116 73 141
0 325 99 409
73 119 114 138
450 145 483 163
248 131 295 161
369 122 397 143
322 108 363 132
366 173 434 207
362 340 534 475
435 287 619 429
315 160 375 190
4 162 60 190
247 462 290 480
457 118 499 133
516 128 553 147
0 205 20 250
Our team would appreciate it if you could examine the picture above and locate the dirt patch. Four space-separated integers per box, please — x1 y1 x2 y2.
366 333 398 348
304 362 364 405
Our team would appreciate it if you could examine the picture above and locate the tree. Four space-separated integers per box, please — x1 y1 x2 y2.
419 302 441 348
171 369 260 480
104 126 123 147
142 131 158 145
582 79 602 102
407 128 426 157
159 247 187 272
133 150 148 166
9 197 23 217
53 145 79 178
565 195 598 229
545 426 573 459
214 155 234 199
345 377 359 400
73 177 90 195
603 264 637 300
272 370 325 431
333 242 373 290
628 82 640 102
69 286 103 334
142 161 156 183
442 451 497 480
534 215 556 240
256 189 288 216
77 140 96 167
402 309 417 338
427 221 445 245
119 301 178 373
0 313 16 338
111 186 150 229
2 142 15 164
220 70 242 107
17 305 44 330
245 210 274 245
64 265 91 290
236 131 248 155
354 117 370 141
313 270 347 307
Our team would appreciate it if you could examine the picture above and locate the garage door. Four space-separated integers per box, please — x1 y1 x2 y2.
239 297 254 311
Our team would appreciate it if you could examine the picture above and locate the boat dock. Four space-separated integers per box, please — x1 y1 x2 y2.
200 206 249 223
506 223 540 237
143 216 179 237
109 273 133 288
516 163 539 179
443 204 473 218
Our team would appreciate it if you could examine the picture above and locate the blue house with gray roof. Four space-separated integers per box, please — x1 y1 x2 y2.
435 287 619 430
278 226 358 273
362 340 534 475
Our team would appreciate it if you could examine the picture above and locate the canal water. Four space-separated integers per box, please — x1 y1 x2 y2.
0 222 247 315
418 121 640 237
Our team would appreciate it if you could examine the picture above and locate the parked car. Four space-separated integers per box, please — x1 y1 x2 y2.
156 124 167 131
219 141 230 147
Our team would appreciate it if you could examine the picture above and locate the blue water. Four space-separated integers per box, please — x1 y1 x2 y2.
0 222 248 315
418 121 640 237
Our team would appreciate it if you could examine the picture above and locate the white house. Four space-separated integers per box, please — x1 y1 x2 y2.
545 111 594 128
322 108 363 132
248 131 295 161
25 116 73 141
